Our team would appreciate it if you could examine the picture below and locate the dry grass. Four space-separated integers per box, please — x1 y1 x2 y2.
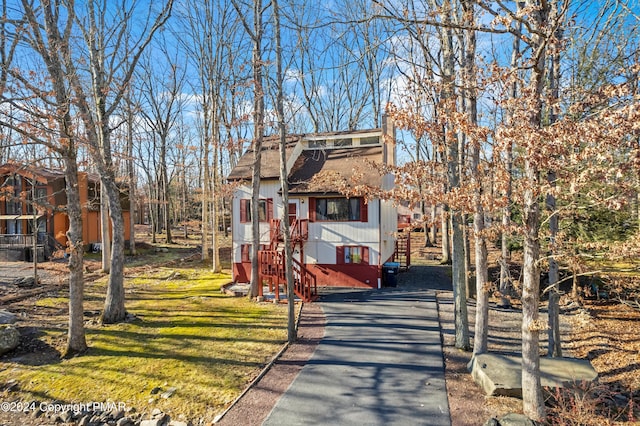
0 230 290 424
411 231 640 425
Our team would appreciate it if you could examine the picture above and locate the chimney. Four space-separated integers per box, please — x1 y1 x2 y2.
381 113 396 167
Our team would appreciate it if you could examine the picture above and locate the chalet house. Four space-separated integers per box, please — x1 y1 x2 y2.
0 163 131 261
227 117 408 301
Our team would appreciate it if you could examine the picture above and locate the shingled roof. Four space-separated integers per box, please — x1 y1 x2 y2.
226 128 389 197
226 135 301 181
287 146 384 195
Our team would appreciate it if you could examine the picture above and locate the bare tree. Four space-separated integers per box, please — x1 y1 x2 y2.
6 0 87 354
63 0 173 324
179 0 242 271
455 0 489 356
138 41 187 245
272 0 296 342
232 0 267 299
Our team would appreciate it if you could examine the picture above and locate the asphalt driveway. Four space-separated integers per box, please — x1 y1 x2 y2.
262 265 452 425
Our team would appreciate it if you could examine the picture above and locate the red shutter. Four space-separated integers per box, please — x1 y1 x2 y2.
362 247 369 265
266 198 274 221
336 246 344 264
240 199 249 223
241 244 250 262
360 198 368 222
309 197 316 222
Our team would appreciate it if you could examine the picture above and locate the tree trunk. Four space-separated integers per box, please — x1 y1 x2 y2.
441 208 451 264
431 204 437 244
201 124 211 260
31 181 39 285
521 159 544 420
452 211 470 350
521 1 550 416
547 8 562 358
101 174 127 324
463 214 471 298
149 185 157 244
273 0 295 342
422 201 432 247
500 6 521 309
247 0 265 300
211 103 221 273
249 140 263 299
126 90 136 256
127 160 136 256
100 188 110 272
499 147 513 308
460 0 488 355
162 143 172 244
437 0 469 350
64 156 87 355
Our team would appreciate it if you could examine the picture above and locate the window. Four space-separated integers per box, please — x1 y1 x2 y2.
310 197 367 222
239 198 273 223
360 136 379 145
27 187 47 214
308 139 326 148
6 219 21 235
5 175 22 215
334 138 352 147
241 244 250 262
337 246 369 265
27 217 46 235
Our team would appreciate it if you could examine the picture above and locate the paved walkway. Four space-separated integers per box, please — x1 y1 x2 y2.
263 266 452 425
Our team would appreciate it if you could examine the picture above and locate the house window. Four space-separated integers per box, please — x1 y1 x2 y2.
27 217 46 235
360 136 379 145
4 175 22 215
311 197 367 222
6 219 22 235
239 198 273 223
27 187 47 214
334 138 352 147
337 246 369 265
241 244 250 262
308 139 326 148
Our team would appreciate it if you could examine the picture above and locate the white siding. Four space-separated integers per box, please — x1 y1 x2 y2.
379 198 397 263
304 200 381 266
232 186 395 268
231 180 283 263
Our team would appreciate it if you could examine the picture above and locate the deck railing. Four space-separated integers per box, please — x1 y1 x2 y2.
268 218 309 249
0 233 47 248
258 249 317 302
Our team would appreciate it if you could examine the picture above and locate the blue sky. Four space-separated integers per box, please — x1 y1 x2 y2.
3 0 639 171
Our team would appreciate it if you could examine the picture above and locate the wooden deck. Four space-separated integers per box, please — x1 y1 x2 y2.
0 234 49 261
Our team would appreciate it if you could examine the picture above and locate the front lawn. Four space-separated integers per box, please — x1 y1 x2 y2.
0 266 289 423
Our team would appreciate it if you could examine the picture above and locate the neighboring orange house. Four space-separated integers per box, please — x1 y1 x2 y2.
0 163 130 261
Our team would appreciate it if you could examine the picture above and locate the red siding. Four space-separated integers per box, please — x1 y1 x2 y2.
233 261 251 283
306 263 379 288
232 262 380 289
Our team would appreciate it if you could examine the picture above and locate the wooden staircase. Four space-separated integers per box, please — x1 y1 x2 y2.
394 232 411 270
258 219 317 302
